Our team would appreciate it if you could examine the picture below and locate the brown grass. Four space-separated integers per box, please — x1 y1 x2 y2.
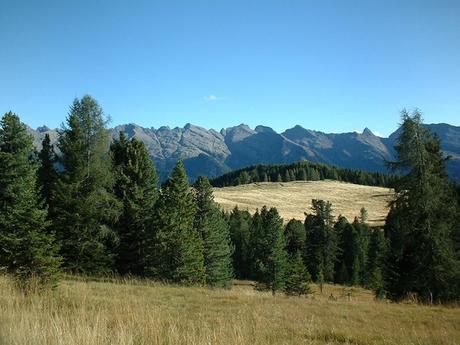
0 275 459 345
214 180 394 226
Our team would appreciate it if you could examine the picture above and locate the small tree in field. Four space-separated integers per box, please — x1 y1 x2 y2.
284 251 311 296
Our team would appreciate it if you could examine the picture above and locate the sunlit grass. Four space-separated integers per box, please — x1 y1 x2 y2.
0 275 458 345
213 180 393 226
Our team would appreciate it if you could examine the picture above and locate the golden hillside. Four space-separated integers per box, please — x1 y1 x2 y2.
214 180 394 226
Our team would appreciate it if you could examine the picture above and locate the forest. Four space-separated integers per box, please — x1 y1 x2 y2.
0 95 459 303
210 160 397 188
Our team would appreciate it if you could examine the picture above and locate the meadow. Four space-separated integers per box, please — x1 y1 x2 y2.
0 275 459 345
214 180 393 226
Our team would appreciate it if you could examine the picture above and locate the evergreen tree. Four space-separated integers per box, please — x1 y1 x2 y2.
366 229 387 297
284 251 311 296
152 161 205 285
353 218 370 285
111 132 159 276
193 176 233 288
359 207 368 223
333 215 349 284
53 96 121 274
283 170 291 182
384 110 460 302
0 112 60 291
37 134 58 209
284 219 306 255
304 200 337 282
251 206 288 295
228 207 252 279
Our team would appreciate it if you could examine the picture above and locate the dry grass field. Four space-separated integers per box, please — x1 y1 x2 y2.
214 181 394 226
0 275 459 345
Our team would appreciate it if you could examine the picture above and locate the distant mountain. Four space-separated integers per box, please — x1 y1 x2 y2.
27 122 460 182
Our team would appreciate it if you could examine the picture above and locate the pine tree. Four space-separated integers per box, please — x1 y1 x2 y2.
53 96 121 274
352 218 370 285
0 112 61 291
37 134 58 209
251 206 288 295
152 161 205 285
193 176 233 288
304 200 337 282
276 173 282 182
366 229 387 299
384 110 460 302
111 132 159 276
284 219 306 255
366 229 387 291
228 207 252 279
333 215 350 284
284 251 311 296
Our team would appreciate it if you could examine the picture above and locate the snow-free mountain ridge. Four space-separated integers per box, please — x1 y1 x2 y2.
28 123 460 182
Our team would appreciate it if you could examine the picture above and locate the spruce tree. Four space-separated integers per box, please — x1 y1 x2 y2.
366 229 387 291
285 219 306 256
111 132 159 276
37 134 58 209
251 206 288 295
193 176 233 288
0 112 60 291
53 96 121 274
384 110 460 302
228 207 252 279
284 251 311 296
304 200 337 282
152 161 205 285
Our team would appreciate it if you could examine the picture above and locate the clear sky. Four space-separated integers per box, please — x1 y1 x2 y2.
1 0 459 137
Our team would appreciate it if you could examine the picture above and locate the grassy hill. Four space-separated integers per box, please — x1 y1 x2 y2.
214 180 394 226
0 275 458 345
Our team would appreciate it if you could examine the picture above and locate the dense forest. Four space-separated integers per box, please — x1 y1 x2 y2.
0 96 459 302
210 161 397 188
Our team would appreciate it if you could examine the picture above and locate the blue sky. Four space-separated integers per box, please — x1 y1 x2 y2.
1 0 459 137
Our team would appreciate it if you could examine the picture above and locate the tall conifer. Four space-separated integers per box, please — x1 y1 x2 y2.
53 96 120 274
193 176 233 288
152 161 205 285
385 110 460 302
111 132 159 276
0 113 60 290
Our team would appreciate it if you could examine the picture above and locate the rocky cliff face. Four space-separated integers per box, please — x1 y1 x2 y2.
28 122 460 182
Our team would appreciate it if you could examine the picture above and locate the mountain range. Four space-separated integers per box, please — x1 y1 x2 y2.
28 122 460 182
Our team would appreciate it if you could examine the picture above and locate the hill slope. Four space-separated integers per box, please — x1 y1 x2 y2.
28 122 460 182
214 180 393 226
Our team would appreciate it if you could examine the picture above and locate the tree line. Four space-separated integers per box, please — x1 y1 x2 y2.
210 160 397 188
0 97 459 302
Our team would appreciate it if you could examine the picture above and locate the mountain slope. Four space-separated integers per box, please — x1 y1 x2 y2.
28 122 460 182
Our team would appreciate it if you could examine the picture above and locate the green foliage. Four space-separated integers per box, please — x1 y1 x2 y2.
251 207 288 294
384 110 460 302
284 251 311 296
111 132 159 276
366 229 387 293
0 112 61 291
152 161 205 285
53 96 121 274
228 207 252 279
284 219 306 255
304 200 337 282
210 161 396 188
194 176 233 288
37 134 58 209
